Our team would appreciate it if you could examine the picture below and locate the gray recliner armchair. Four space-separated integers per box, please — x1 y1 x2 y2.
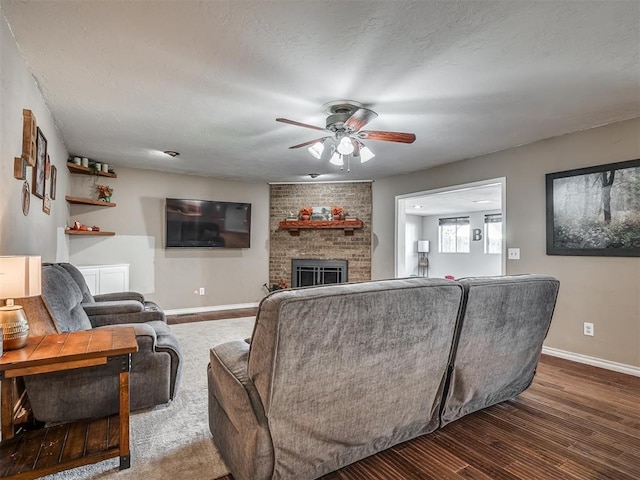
23 264 182 424
55 262 166 327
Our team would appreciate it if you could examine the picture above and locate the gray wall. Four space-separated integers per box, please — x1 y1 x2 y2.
0 10 69 260
2 7 270 310
373 118 640 368
67 167 269 310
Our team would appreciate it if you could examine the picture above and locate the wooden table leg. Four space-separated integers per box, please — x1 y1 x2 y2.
1 377 14 440
118 358 131 470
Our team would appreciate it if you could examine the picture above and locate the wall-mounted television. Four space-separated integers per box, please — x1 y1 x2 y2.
165 198 251 249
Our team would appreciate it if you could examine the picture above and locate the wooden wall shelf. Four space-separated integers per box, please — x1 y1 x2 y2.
67 163 117 178
278 219 364 236
65 229 116 236
65 196 116 207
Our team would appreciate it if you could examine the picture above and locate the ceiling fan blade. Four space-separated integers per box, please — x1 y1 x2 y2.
276 118 327 132
289 137 329 149
358 130 416 144
344 107 378 131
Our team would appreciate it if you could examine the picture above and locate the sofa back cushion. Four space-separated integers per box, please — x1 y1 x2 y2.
57 262 95 303
41 265 93 332
248 277 463 479
440 274 560 426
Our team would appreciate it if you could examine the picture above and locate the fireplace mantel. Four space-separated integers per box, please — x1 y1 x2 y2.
278 219 363 236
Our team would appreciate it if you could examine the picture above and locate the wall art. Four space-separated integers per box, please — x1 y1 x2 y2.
43 194 51 215
22 109 37 167
33 127 47 198
14 157 26 180
546 159 640 256
50 165 57 200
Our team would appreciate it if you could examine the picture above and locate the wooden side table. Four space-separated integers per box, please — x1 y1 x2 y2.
0 328 138 479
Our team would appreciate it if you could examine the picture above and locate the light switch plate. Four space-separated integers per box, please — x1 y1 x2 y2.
508 248 520 260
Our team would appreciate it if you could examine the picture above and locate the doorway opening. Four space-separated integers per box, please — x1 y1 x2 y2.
395 178 506 279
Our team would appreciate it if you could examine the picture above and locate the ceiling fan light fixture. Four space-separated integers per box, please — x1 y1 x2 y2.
307 141 324 159
360 145 375 163
329 152 344 166
337 136 355 155
277 100 415 172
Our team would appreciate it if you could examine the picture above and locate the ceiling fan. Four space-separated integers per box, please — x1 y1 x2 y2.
276 100 416 170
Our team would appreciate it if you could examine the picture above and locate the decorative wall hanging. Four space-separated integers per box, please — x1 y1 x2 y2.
43 195 51 215
50 165 57 200
546 158 640 256
21 109 37 167
33 127 47 198
21 181 30 216
311 206 332 221
13 157 26 180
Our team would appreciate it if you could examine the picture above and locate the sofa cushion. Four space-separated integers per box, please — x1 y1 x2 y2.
440 274 560 426
41 265 92 332
57 262 95 303
247 277 464 479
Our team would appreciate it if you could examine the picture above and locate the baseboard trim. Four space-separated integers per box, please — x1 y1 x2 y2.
165 302 259 316
542 346 640 377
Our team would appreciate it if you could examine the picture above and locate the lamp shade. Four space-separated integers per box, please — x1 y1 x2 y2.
417 241 430 253
337 137 355 155
307 141 324 159
0 256 42 300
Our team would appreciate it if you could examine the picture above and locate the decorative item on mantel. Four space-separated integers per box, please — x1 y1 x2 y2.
299 206 313 221
331 206 344 220
96 184 113 202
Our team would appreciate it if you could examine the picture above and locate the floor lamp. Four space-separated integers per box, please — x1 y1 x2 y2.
418 241 430 277
0 256 42 352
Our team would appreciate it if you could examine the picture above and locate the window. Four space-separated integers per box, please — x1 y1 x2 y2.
439 217 470 253
484 213 502 254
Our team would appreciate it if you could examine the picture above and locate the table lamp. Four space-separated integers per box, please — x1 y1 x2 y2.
417 241 430 277
0 256 41 350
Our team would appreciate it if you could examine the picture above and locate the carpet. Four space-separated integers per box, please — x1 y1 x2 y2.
42 317 256 480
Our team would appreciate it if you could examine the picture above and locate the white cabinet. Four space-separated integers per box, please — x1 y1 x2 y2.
77 264 130 295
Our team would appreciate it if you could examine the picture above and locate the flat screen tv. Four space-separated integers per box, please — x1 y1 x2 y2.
165 198 251 248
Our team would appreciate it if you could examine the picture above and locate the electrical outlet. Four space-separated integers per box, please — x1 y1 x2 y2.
199 287 205 295
583 322 594 336
508 248 520 260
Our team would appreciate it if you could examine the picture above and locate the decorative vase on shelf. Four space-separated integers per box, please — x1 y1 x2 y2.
301 214 310 221
100 196 110 202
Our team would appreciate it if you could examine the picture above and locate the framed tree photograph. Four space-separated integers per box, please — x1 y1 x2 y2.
546 159 640 256
33 127 47 199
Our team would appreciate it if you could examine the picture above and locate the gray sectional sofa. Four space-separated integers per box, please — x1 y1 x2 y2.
24 263 182 424
207 274 559 480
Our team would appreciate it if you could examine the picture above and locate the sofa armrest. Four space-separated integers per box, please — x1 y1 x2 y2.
85 304 165 328
209 341 266 431
94 292 145 303
82 300 144 316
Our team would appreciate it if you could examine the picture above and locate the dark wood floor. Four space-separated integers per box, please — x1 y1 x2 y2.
196 309 639 480
166 307 258 324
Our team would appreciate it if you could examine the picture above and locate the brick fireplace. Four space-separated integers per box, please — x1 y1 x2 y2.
269 182 372 287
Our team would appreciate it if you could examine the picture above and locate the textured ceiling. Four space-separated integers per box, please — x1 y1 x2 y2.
405 183 502 216
2 1 639 183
